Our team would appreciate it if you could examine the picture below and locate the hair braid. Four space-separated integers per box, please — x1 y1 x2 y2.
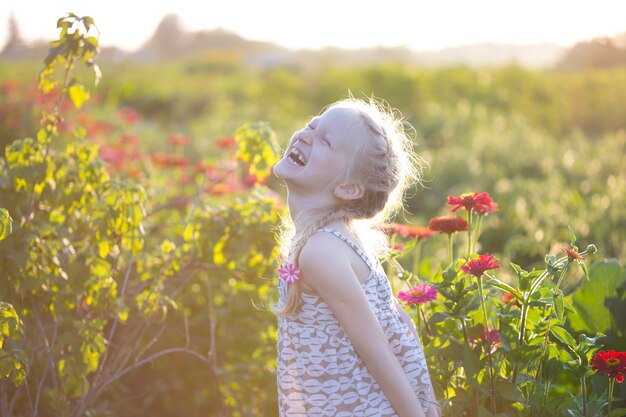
272 206 358 316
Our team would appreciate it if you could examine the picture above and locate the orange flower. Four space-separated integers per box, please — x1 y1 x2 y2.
562 245 584 260
404 225 435 240
168 133 190 147
428 216 468 234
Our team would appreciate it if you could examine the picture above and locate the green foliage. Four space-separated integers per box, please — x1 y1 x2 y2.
0 13 281 417
567 260 626 346
0 208 11 241
392 203 624 416
235 122 280 181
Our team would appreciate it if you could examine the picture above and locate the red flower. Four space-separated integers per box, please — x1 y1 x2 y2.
469 327 501 353
381 223 434 240
118 107 141 125
428 216 468 234
393 242 405 252
591 350 626 383
447 192 497 215
562 245 584 261
168 133 190 147
502 291 521 308
215 137 237 150
461 253 500 277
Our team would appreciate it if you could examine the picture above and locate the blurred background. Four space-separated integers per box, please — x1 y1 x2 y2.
1 1 625 415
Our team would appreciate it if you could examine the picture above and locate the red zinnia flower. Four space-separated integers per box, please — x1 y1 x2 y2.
447 192 498 215
562 245 584 261
397 284 437 307
461 253 500 277
591 350 626 383
469 327 501 354
428 216 468 234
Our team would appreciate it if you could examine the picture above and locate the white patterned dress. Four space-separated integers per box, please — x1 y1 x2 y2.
277 227 434 416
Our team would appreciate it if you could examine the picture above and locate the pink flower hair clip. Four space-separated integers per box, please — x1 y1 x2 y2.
278 262 300 284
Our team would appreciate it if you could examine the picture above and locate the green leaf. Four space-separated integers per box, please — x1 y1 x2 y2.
550 326 577 351
567 259 625 334
68 84 89 109
552 290 564 323
0 208 12 241
485 277 521 301
567 225 577 245
494 378 524 402
462 344 482 387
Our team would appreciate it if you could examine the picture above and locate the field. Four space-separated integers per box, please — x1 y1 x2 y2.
0 16 625 417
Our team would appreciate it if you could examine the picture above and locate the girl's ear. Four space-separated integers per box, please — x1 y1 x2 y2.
334 183 364 201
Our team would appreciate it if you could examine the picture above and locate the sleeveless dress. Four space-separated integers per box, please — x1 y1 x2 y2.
277 227 434 416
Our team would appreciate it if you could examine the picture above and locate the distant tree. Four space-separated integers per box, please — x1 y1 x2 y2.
0 12 26 58
142 14 188 59
557 33 626 70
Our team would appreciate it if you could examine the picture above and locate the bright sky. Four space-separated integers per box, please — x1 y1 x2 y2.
1 0 624 52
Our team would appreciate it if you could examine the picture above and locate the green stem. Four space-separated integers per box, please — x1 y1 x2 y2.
477 274 496 414
466 211 473 259
608 377 614 417
447 234 453 266
581 375 588 417
472 215 484 254
412 239 423 280
418 305 433 337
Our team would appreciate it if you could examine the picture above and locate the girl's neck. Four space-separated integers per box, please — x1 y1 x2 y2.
288 196 352 234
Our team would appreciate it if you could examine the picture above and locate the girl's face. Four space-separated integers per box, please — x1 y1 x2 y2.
274 105 361 198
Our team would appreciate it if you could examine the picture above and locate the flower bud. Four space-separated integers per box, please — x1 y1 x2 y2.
585 244 597 254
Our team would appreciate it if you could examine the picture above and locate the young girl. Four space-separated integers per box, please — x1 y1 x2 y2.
272 97 440 417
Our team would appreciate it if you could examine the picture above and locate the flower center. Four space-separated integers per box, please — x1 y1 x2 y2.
606 357 620 368
411 289 424 297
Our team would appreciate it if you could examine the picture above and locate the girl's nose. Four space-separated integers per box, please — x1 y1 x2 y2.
297 131 312 144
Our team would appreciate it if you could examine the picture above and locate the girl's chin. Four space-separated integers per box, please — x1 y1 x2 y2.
273 157 303 178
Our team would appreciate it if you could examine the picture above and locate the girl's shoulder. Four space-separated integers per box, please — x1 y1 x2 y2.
299 231 353 266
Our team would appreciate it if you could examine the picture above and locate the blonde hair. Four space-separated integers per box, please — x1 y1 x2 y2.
272 96 425 316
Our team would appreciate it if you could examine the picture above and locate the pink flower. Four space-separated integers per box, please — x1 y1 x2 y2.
469 327 501 353
397 284 437 307
461 253 500 277
278 262 300 284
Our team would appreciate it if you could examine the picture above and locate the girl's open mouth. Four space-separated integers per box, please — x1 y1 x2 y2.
287 147 307 166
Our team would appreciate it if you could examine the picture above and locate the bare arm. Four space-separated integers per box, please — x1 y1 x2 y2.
394 299 441 417
299 235 426 417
